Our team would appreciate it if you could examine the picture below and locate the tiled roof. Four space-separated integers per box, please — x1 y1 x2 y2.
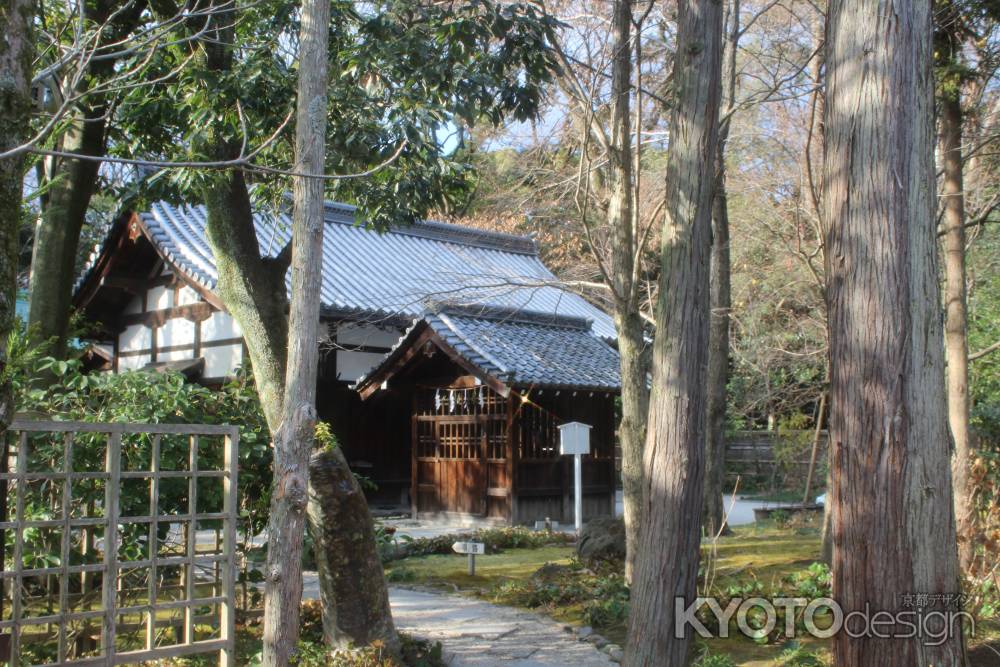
98 200 616 339
360 306 621 391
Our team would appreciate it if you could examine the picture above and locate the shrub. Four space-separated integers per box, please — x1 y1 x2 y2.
489 560 630 632
777 642 828 666
386 526 573 562
692 650 737 667
789 562 832 598
6 326 272 597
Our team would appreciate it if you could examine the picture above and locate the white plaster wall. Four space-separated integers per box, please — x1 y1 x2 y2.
336 323 402 348
204 344 242 377
148 285 172 311
119 323 151 352
158 348 194 363
177 286 200 306
202 311 241 341
118 353 150 371
159 317 196 348
336 350 386 382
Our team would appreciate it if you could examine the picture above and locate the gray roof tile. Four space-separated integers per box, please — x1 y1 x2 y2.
125 200 616 339
361 307 621 391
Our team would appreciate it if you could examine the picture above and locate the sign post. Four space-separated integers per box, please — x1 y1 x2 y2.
452 541 485 576
558 422 592 534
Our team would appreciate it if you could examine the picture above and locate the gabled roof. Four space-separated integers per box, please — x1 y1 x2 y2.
355 306 621 398
77 200 616 339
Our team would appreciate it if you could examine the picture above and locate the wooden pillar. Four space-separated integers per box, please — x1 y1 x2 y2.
506 394 517 524
410 392 418 519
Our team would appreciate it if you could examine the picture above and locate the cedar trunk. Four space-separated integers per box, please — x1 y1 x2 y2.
261 0 330 662
704 154 731 537
824 0 966 664
0 0 34 428
624 0 722 662
940 91 974 570
704 0 739 538
606 0 648 584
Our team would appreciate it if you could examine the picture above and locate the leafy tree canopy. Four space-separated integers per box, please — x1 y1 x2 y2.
113 0 560 227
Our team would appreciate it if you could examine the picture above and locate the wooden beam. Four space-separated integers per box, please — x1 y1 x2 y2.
99 275 148 294
119 302 214 328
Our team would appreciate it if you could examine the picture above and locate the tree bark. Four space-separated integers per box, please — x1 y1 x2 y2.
307 449 398 653
202 172 290 431
824 0 966 664
261 0 331 663
26 0 142 358
704 153 731 538
940 89 974 572
28 112 106 356
616 311 648 582
624 0 722 662
606 0 649 586
189 5 397 662
0 0 34 427
704 0 737 537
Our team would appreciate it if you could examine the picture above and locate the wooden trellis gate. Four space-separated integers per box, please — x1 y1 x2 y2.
0 419 239 666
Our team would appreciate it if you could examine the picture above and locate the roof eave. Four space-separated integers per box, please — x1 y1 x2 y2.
355 323 511 400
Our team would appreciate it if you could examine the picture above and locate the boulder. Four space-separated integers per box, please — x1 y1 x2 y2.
575 517 626 564
531 562 573 584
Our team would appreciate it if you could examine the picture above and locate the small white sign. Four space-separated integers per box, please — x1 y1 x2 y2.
559 421 592 456
452 541 485 555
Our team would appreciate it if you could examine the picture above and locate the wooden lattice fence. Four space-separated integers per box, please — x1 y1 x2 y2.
0 419 239 666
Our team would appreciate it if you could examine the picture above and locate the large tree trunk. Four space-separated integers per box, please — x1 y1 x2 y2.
704 153 731 538
26 0 143 358
189 4 396 663
0 0 34 425
616 311 648 582
940 90 974 571
606 0 649 585
824 0 966 664
624 0 722 662
202 172 290 431
28 113 106 356
307 450 398 653
261 0 330 663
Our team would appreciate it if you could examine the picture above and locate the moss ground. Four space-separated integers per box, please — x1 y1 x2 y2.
385 520 999 666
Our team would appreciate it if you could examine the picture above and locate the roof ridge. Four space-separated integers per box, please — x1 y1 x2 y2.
320 200 538 255
429 303 593 331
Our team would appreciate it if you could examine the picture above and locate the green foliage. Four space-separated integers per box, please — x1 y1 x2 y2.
769 509 791 529
385 566 416 583
487 559 629 632
777 642 828 666
789 562 832 599
118 0 560 228
7 326 272 575
389 525 573 562
771 414 821 493
691 651 737 667
237 600 443 667
314 421 338 452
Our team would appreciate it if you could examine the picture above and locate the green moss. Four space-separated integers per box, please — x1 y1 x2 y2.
385 526 836 664
385 545 575 589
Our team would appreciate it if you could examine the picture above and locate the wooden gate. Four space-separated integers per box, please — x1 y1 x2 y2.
0 419 239 666
412 385 509 518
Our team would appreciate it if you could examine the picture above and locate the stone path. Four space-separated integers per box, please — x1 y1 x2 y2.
302 574 617 666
